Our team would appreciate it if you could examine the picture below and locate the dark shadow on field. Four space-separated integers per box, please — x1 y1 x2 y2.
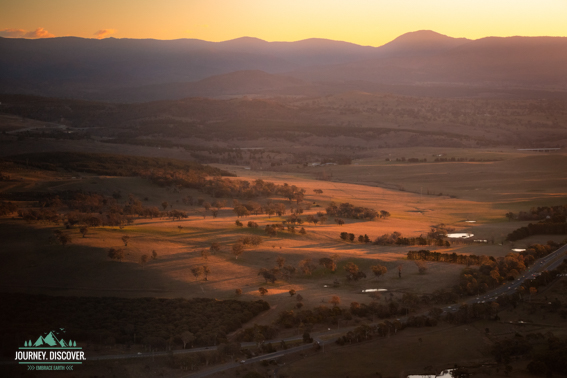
0 221 199 297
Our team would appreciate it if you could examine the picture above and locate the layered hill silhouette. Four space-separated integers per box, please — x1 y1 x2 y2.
291 34 567 89
1 30 566 101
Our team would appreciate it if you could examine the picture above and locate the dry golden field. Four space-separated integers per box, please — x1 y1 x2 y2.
2 150 565 311
1 147 566 377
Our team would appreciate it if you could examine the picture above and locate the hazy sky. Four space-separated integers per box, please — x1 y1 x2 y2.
1 0 566 46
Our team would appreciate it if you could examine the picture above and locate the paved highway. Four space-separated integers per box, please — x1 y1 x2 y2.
465 243 567 306
3 245 564 376
181 244 567 377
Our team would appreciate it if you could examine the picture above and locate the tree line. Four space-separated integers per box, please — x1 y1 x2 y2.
505 205 567 222
338 231 451 247
0 293 270 354
326 202 389 220
506 222 567 241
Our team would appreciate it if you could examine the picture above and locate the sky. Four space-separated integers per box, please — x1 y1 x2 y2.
1 0 566 46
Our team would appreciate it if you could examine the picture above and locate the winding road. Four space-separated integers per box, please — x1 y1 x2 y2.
2 244 565 377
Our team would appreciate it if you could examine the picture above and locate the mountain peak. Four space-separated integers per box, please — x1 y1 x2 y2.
392 30 458 43
376 30 471 57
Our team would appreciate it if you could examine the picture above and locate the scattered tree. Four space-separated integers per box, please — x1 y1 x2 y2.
121 235 130 246
232 242 244 259
203 265 211 281
371 264 388 279
140 254 149 267
108 248 125 262
319 257 337 272
180 331 195 349
415 260 428 274
201 249 209 260
299 259 316 275
259 287 268 296
53 230 72 246
210 242 221 254
344 262 366 281
79 227 88 238
191 266 203 280
330 295 341 307
289 289 296 296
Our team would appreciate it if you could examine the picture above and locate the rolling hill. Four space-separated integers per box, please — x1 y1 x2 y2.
1 31 567 101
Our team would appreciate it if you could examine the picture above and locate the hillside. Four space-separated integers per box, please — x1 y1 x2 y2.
2 31 567 101
105 70 309 102
290 35 567 89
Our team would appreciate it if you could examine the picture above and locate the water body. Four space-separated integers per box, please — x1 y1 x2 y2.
447 233 474 239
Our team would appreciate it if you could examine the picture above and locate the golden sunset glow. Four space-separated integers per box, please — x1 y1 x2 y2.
1 0 567 45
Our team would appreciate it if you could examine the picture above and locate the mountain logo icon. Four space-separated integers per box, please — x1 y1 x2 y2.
23 328 77 348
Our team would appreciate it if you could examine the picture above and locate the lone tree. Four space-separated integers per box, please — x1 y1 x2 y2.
203 265 211 281
180 331 195 349
529 287 537 302
258 268 277 284
79 227 88 238
121 235 130 246
210 242 221 254
108 248 125 262
319 257 337 272
151 250 158 260
289 289 296 296
232 242 244 259
330 295 341 307
299 259 316 276
201 249 209 260
235 288 242 296
259 287 268 296
140 254 149 267
161 201 169 211
344 262 366 281
276 256 286 268
415 260 428 274
53 230 72 246
371 264 388 279
191 266 203 280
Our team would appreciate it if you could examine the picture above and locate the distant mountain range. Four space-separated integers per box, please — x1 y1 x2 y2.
1 30 566 101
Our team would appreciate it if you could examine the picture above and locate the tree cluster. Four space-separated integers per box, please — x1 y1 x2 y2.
506 205 567 222
326 202 383 220
0 293 270 352
506 222 567 241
